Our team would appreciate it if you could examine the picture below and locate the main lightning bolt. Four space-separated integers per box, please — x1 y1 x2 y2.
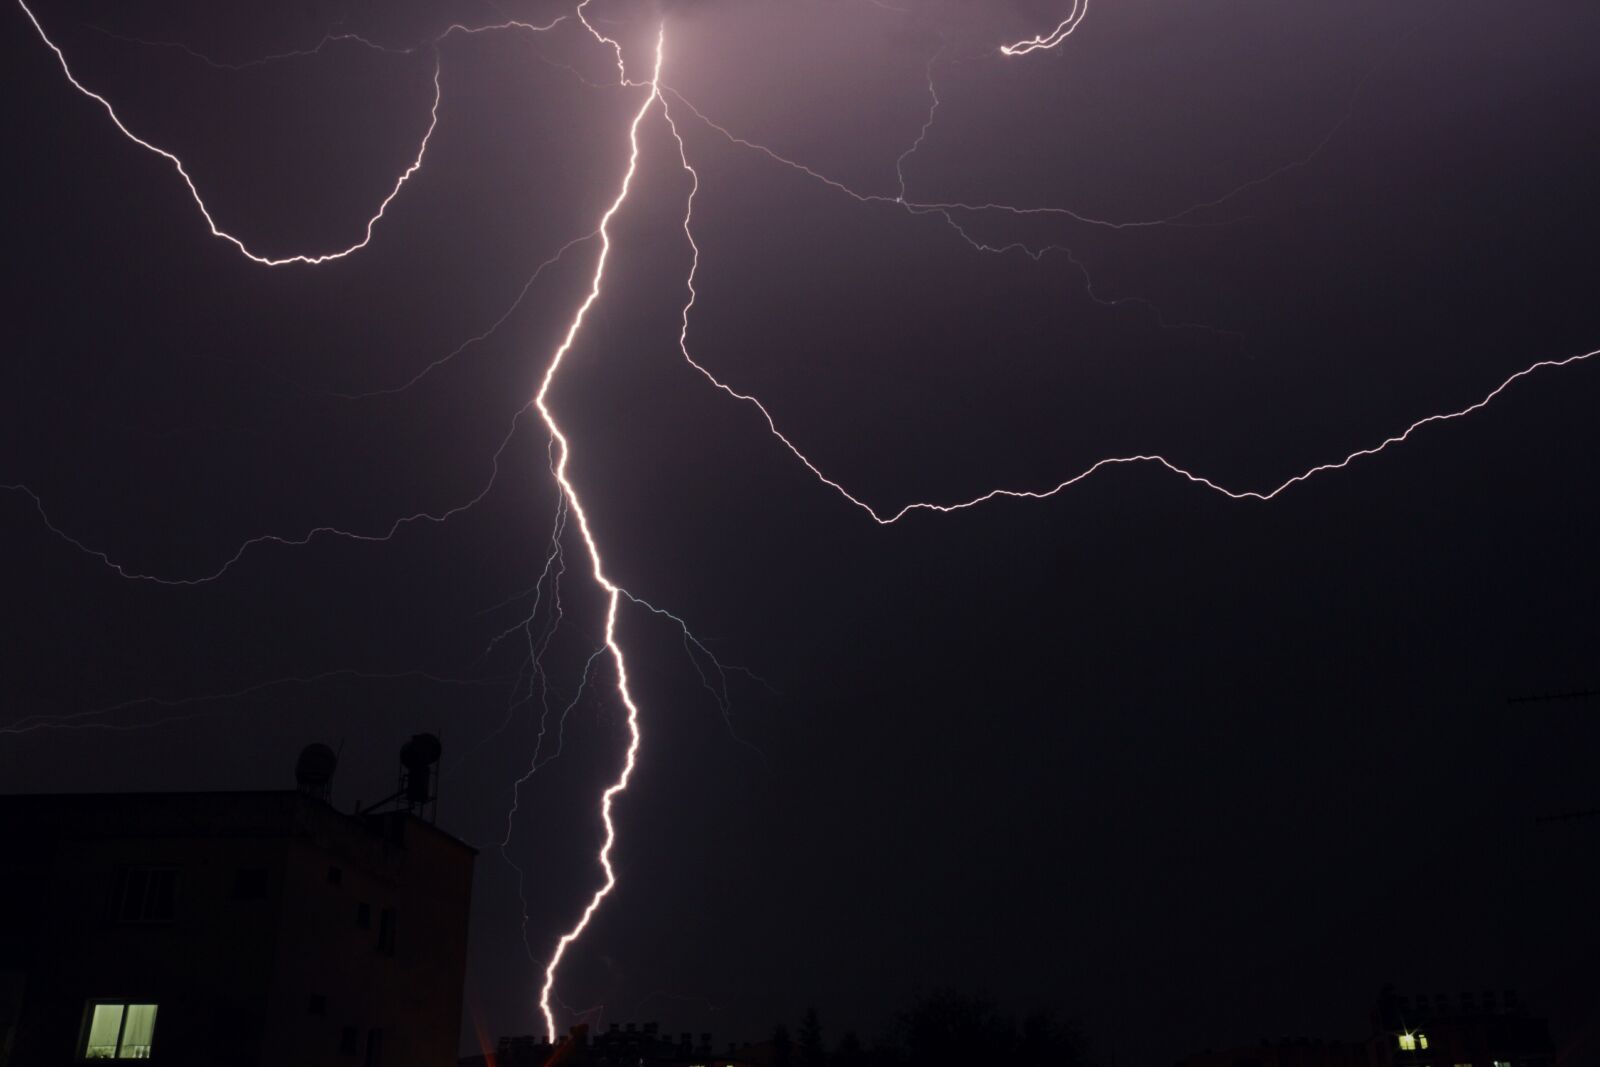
529 21 666 1043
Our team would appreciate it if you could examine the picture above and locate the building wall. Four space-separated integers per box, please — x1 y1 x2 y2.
262 807 475 1067
0 792 474 1067
1 792 295 1066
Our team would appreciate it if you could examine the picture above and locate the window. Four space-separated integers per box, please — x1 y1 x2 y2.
377 908 396 956
231 868 269 900
364 1027 383 1067
308 994 327 1016
112 868 175 923
1420 1035 1430 1051
356 902 371 929
327 865 343 886
81 1002 158 1060
1400 1035 1418 1052
341 1026 359 1055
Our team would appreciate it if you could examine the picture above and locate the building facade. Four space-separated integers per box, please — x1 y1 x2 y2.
0 789 475 1067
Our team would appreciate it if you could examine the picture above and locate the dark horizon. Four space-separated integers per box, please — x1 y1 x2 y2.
3 0 1597 1063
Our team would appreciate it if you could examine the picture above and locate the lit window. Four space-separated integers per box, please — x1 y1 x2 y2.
1420 1035 1430 1051
81 1002 158 1059
1400 1035 1418 1051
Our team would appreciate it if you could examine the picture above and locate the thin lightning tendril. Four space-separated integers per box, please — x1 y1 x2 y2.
624 590 772 766
1 404 531 585
658 74 1600 524
86 27 413 71
500 641 606 973
15 0 574 266
671 332 1600 524
90 15 570 72
883 45 1238 338
16 0 443 266
335 231 600 401
894 46 943 203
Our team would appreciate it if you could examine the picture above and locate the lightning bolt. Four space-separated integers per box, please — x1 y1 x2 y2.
15 0 569 266
529 19 666 1043
501 643 605 970
670 316 1599 523
624 591 772 766
0 403 530 585
334 231 599 400
658 54 1600 525
1001 0 1090 57
7 11 752 1027
89 12 572 72
10 1 1600 1046
894 45 944 203
16 0 441 266
86 26 420 71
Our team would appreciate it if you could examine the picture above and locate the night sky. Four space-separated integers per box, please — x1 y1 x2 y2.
3 0 1598 1062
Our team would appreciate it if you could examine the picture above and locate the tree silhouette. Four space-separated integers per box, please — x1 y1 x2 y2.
899 988 1013 1067
772 1023 794 1067
897 988 1088 1067
765 989 1090 1067
799 1007 826 1067
1017 1006 1089 1067
834 1031 865 1067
